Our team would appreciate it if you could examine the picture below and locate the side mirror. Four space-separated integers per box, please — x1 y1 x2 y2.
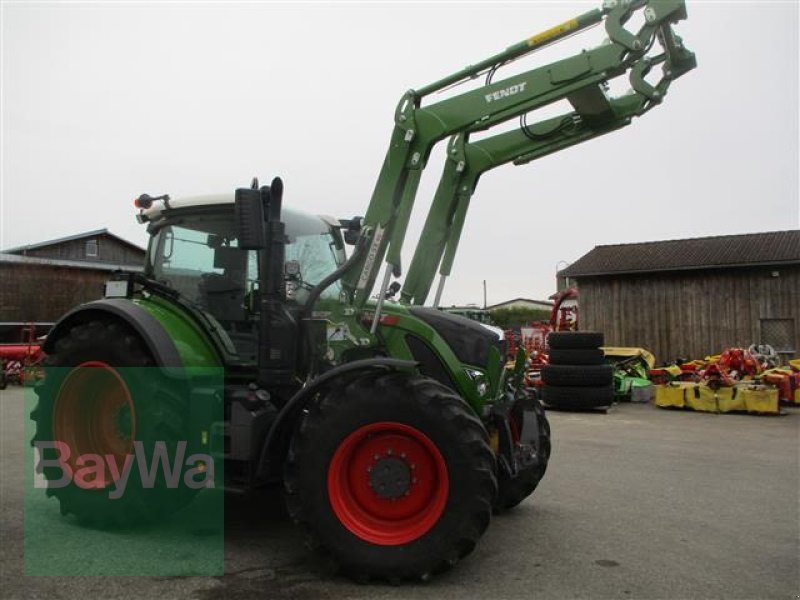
339 216 363 245
235 187 265 250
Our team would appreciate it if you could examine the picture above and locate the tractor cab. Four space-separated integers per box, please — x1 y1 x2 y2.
139 194 345 365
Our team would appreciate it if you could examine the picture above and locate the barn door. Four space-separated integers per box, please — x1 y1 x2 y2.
759 318 796 361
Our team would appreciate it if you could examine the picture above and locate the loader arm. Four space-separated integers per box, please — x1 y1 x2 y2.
400 91 653 307
341 0 695 323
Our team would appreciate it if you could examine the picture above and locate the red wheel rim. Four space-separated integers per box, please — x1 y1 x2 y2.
53 361 136 489
327 421 449 546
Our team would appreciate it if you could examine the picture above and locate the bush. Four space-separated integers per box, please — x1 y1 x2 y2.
489 307 551 329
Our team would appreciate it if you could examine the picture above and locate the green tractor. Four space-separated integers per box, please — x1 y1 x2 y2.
32 0 694 582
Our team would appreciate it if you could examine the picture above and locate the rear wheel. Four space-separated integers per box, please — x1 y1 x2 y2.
285 372 496 582
31 319 197 527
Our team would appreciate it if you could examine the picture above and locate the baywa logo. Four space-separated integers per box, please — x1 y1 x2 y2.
484 81 527 103
34 440 214 500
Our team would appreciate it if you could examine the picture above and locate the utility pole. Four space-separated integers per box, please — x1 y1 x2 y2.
483 280 487 309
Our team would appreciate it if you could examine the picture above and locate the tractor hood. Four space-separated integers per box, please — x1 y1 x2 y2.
407 307 505 370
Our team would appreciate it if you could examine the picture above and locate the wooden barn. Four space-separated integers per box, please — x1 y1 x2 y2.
558 230 800 364
0 229 145 338
4 228 144 265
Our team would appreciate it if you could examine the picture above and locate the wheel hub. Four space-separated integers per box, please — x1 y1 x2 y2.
369 456 412 500
52 361 136 488
327 421 449 546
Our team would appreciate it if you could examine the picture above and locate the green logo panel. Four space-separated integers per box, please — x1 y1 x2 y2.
24 366 224 576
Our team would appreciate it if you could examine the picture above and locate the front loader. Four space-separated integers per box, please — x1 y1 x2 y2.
32 0 695 582
401 92 654 308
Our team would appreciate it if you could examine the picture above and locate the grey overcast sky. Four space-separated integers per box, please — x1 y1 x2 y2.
2 1 798 306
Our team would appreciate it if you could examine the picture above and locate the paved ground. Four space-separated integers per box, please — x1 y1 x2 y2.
1 385 798 599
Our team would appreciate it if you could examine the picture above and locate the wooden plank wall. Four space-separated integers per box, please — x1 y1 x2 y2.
577 266 800 363
0 264 108 322
23 235 144 265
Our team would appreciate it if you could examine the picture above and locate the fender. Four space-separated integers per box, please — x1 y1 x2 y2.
258 357 417 478
42 299 183 368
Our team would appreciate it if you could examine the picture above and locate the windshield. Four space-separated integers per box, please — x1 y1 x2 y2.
145 207 344 362
148 209 343 305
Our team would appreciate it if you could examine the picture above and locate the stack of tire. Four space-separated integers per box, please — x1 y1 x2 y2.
541 331 614 411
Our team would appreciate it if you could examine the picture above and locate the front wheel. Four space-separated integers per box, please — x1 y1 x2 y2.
285 372 496 582
495 392 551 512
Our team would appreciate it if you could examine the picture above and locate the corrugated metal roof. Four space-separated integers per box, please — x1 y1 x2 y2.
0 252 144 273
2 228 146 254
560 230 800 277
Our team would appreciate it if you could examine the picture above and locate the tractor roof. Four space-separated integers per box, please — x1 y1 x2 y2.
141 193 338 228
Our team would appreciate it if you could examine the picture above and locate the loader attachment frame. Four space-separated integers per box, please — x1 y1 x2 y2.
400 93 650 307
341 0 695 324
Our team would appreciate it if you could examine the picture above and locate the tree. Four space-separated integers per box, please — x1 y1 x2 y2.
489 307 551 329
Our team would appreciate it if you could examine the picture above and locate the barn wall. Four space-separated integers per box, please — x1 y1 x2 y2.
21 235 144 265
577 265 800 363
0 264 109 322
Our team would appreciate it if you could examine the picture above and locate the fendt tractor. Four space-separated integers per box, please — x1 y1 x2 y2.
33 0 694 581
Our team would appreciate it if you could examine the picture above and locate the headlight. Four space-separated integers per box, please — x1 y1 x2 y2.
464 368 489 397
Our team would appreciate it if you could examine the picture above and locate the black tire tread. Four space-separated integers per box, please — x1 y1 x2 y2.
542 384 614 410
494 393 551 512
547 331 604 350
547 348 605 366
31 319 197 527
541 364 613 387
284 371 497 583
